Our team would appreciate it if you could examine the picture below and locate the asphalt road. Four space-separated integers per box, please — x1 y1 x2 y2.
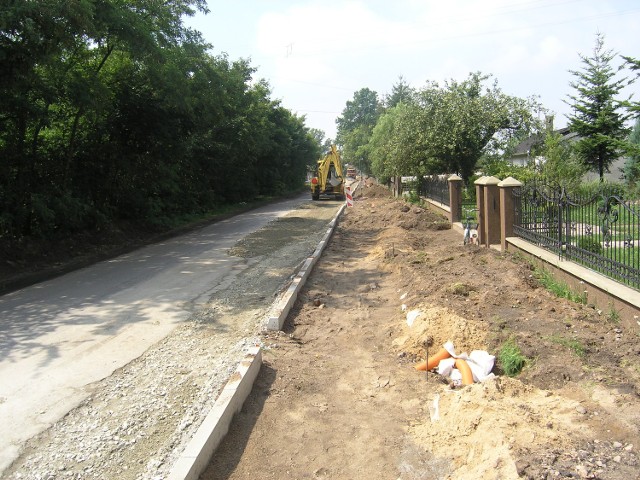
0 193 311 474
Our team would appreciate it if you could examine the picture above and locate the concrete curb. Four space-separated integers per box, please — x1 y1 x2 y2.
168 346 262 480
266 203 347 331
167 202 347 479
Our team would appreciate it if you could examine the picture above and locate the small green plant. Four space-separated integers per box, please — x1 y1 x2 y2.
406 190 421 205
534 267 587 304
498 339 529 377
549 335 586 358
606 303 621 324
577 236 603 255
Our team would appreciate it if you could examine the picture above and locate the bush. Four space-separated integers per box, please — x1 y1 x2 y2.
575 179 627 199
577 236 603 255
406 190 421 205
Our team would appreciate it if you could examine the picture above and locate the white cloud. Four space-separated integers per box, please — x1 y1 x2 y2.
246 0 640 139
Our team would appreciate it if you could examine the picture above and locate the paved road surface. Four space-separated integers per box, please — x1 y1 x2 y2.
0 194 310 473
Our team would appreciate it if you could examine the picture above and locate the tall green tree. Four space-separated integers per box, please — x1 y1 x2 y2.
369 102 426 183
539 131 586 192
335 88 381 172
565 33 633 181
387 73 540 182
0 0 318 243
385 76 415 108
623 117 640 189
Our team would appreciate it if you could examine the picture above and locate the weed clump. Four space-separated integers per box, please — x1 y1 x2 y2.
498 339 529 377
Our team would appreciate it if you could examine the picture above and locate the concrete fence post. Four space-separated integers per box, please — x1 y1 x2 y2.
448 174 463 224
498 176 522 252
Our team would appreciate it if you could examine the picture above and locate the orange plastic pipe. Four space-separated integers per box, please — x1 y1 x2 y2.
455 358 474 385
415 347 451 371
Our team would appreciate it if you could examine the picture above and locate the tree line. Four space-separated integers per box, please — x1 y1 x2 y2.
1 1 321 243
335 34 640 192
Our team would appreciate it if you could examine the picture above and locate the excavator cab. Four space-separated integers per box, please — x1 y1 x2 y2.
311 145 345 201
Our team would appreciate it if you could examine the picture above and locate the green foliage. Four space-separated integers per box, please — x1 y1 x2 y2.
538 131 587 192
498 339 529 377
577 236 603 255
385 76 416 108
406 190 421 205
480 157 537 183
363 72 541 183
573 179 627 199
565 33 634 181
623 118 640 192
534 267 587 304
0 1 319 242
606 304 621 324
369 104 408 182
336 88 382 173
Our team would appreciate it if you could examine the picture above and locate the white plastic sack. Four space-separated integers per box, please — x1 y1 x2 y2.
434 341 495 384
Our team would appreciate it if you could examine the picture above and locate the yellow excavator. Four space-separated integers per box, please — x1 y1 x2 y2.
310 145 344 201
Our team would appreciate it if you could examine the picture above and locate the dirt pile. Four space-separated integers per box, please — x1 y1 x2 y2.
204 180 640 480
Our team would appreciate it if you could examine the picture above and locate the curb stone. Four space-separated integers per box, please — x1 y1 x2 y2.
266 203 346 331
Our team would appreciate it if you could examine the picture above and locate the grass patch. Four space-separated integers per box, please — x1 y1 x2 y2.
606 303 621 324
548 334 586 358
448 282 475 296
533 267 587 304
498 339 529 377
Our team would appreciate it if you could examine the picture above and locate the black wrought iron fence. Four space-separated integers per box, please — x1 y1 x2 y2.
418 175 449 207
513 181 640 290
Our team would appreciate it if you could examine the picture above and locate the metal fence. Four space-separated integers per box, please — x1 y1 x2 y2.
418 175 450 207
513 181 640 290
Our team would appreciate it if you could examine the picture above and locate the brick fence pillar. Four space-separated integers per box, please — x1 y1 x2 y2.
448 174 463 223
498 176 522 252
474 176 486 245
475 176 501 247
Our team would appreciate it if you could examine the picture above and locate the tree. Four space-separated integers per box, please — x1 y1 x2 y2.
402 73 540 182
385 76 415 108
565 33 633 181
622 55 640 117
539 131 586 192
335 88 381 172
0 0 318 243
623 117 640 190
369 102 417 183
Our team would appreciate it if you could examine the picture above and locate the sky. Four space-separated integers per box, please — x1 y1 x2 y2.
185 0 640 141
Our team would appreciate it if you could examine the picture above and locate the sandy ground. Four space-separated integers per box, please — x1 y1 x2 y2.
202 181 640 480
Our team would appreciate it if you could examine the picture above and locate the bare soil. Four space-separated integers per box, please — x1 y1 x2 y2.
202 180 640 480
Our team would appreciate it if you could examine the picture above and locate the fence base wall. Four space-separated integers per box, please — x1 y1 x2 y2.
506 237 640 328
420 197 452 222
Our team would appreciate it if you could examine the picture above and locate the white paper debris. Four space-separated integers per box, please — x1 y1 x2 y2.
406 309 421 327
429 394 440 422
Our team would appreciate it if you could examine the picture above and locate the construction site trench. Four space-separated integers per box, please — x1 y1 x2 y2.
3 180 640 480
